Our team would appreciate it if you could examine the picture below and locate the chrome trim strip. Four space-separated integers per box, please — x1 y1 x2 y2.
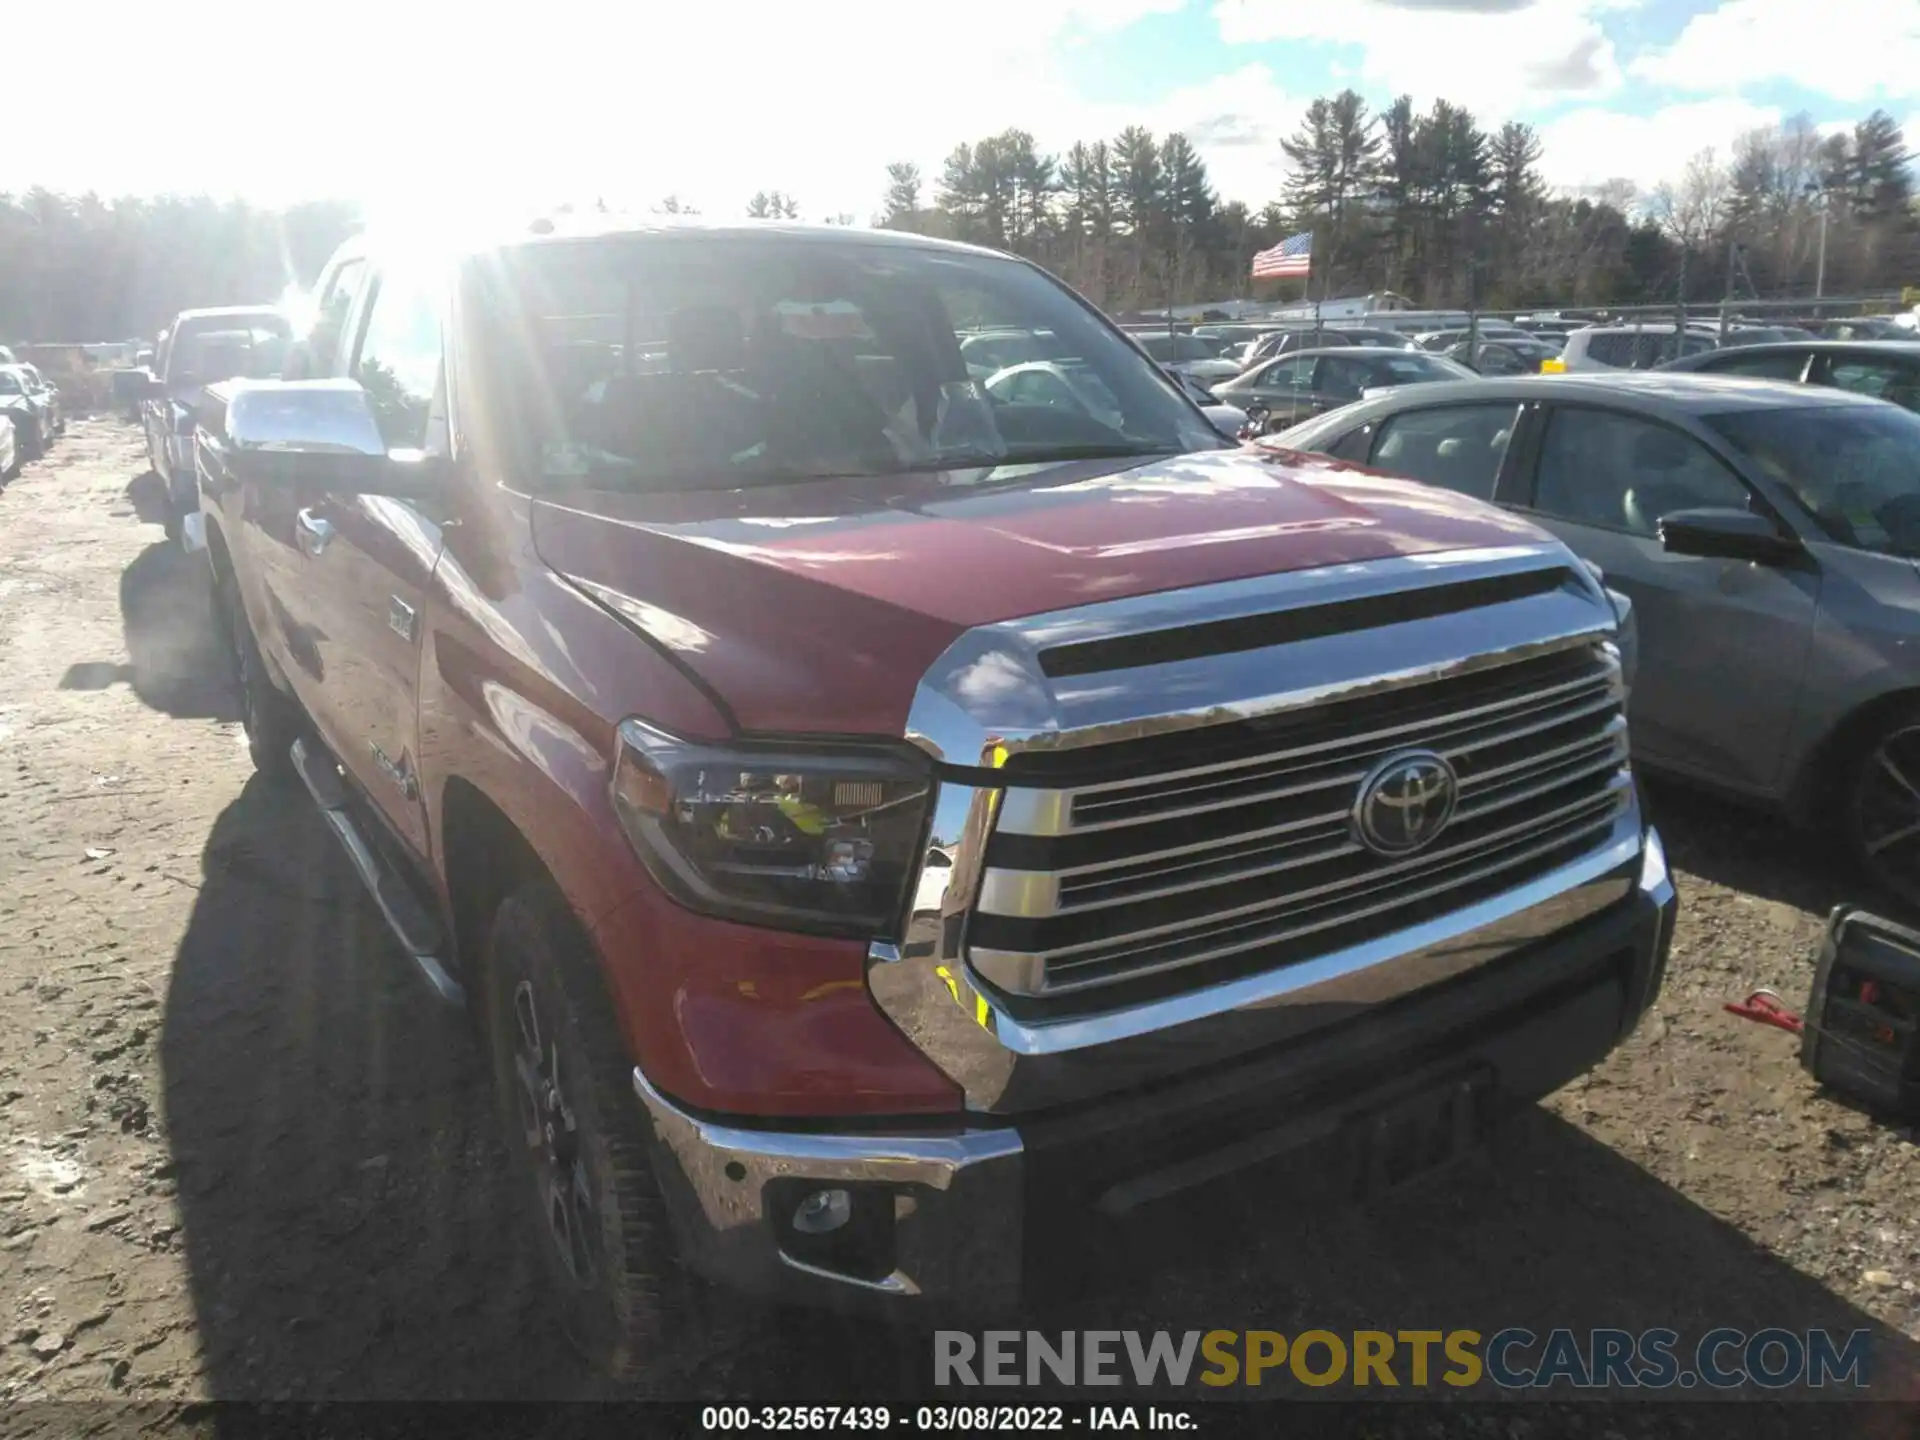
1018 659 1617 813
1031 806 1624 996
986 823 1641 1049
290 736 464 1008
997 663 1621 839
630 1066 1023 1304
1459 718 1626 791
976 775 1629 953
984 749 1626 926
870 813 1642 1102
905 544 1607 767
980 722 1627 910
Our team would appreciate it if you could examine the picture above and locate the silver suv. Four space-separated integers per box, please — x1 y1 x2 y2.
1557 324 1717 372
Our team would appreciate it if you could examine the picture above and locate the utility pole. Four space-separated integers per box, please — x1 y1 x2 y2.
1816 199 1829 300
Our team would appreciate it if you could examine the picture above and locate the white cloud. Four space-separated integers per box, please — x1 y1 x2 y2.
1536 97 1783 195
0 0 1187 220
1631 0 1920 102
1212 0 1626 117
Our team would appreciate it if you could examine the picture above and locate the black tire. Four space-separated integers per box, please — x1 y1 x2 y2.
217 568 300 780
481 879 723 1383
1841 704 1920 911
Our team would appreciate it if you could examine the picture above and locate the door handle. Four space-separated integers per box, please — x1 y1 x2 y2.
295 507 334 558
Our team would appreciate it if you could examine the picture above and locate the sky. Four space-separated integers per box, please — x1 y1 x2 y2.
9 0 1917 224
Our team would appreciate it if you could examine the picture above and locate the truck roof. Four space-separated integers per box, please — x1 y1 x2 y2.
169 304 289 323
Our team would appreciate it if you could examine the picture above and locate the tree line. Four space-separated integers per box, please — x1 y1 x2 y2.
878 94 1918 313
0 96 1911 345
0 190 359 345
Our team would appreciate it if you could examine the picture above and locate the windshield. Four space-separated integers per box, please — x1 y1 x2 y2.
0 372 22 396
1706 403 1920 558
475 238 1223 491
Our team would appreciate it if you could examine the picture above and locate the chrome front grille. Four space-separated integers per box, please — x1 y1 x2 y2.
967 640 1631 1008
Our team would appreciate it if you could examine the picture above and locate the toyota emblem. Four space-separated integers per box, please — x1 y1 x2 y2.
1353 750 1459 856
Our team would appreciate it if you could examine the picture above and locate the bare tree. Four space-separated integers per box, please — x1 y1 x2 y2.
1652 148 1731 251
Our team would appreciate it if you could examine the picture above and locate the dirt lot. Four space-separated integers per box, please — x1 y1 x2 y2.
3 422 1920 1422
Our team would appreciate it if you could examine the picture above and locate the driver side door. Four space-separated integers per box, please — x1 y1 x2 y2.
1512 402 1821 793
297 264 449 856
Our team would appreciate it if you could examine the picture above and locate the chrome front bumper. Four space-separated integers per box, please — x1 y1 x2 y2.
632 830 1676 1311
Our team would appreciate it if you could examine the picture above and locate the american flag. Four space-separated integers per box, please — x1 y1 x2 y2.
1252 231 1312 279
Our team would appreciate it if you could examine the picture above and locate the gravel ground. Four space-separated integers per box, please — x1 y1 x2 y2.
2 423 1919 1431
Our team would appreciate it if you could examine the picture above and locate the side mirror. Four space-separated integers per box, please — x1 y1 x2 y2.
212 379 446 499
1659 506 1801 564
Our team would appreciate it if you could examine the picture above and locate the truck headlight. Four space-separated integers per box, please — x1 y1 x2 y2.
610 718 933 936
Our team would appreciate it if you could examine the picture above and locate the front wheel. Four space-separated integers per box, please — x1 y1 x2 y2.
216 569 299 780
1841 706 1920 910
481 879 725 1382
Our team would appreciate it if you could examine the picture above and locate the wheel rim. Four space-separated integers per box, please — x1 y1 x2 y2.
1857 725 1920 897
508 977 602 1290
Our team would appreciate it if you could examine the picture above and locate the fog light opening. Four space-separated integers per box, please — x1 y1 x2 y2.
792 1187 853 1235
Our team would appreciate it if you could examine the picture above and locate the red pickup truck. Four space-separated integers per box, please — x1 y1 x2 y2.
193 218 1674 1378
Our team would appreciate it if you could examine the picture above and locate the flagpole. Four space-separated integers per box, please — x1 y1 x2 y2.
1311 232 1323 346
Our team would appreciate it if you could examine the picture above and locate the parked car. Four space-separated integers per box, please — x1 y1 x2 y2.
982 355 1245 442
1189 323 1280 356
1808 317 1912 342
15 363 63 437
1270 371 1920 902
1682 322 1814 347
959 328 1051 376
1158 363 1250 437
1514 318 1588 341
192 218 1670 1377
1216 346 1476 430
1551 324 1718 372
1657 340 1920 412
1129 329 1241 384
1241 325 1418 368
142 306 292 541
1413 324 1533 352
0 395 19 480
0 366 52 457
1442 336 1563 375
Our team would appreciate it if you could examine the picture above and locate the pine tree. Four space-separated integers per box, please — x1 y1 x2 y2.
881 163 922 229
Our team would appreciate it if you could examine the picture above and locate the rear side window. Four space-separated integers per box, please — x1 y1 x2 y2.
1583 334 1633 367
1531 407 1749 535
1366 403 1521 499
1829 360 1907 400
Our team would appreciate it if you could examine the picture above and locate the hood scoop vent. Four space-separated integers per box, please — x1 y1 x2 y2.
1037 566 1572 680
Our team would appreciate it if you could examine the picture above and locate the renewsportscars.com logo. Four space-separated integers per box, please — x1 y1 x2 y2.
934 1328 1873 1391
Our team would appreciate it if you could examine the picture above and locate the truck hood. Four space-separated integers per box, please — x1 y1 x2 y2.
530 447 1554 739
